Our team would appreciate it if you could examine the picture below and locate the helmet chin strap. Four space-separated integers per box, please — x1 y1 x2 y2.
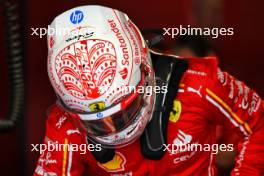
89 52 189 163
87 138 116 164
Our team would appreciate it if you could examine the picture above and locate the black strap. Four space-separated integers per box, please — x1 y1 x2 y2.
140 53 188 160
87 138 115 164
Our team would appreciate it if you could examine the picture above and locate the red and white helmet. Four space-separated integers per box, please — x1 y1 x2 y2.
47 5 155 147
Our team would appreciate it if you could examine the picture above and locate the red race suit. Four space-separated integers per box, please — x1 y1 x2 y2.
34 57 264 176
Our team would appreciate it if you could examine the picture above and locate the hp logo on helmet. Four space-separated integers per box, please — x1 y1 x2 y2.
96 112 103 118
70 10 84 24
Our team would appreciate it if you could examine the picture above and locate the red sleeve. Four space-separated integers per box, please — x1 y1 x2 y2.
205 67 264 176
33 106 85 176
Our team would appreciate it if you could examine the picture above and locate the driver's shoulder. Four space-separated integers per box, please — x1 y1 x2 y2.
45 103 86 144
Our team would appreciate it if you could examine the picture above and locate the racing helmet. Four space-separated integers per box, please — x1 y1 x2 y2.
47 5 156 147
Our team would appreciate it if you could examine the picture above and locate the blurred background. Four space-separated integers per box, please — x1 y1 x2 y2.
0 0 263 175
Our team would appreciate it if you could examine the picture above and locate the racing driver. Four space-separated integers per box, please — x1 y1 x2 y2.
34 5 264 176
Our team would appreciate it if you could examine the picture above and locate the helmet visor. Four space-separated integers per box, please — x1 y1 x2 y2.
83 92 144 136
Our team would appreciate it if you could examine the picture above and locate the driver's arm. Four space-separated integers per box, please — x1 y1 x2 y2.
205 66 264 176
34 105 85 176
